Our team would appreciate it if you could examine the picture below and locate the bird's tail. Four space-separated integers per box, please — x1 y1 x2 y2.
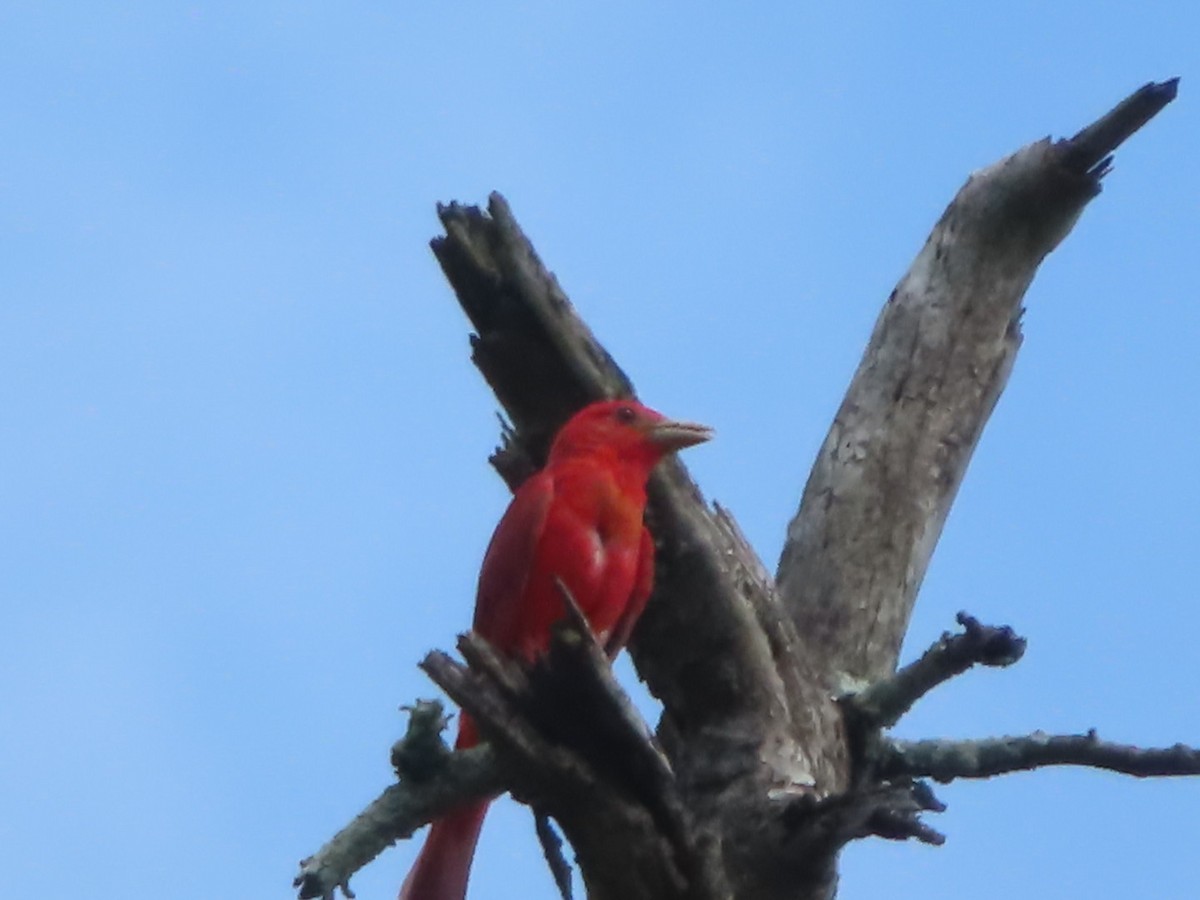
398 713 488 900
397 798 490 900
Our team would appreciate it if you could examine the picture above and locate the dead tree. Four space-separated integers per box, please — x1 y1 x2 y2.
295 79 1196 900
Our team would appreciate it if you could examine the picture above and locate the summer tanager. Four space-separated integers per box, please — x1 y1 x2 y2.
398 399 711 900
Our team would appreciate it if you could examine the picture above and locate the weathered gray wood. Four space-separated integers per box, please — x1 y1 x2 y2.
882 732 1200 781
776 80 1178 687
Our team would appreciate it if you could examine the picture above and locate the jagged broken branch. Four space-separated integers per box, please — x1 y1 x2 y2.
782 778 949 853
775 79 1180 689
420 613 725 900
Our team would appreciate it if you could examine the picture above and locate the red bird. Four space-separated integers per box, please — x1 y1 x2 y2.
399 399 711 900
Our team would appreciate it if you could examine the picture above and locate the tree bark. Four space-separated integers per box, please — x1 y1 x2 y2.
776 78 1179 688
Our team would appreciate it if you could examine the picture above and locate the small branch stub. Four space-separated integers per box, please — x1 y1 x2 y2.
846 613 1027 729
391 700 453 780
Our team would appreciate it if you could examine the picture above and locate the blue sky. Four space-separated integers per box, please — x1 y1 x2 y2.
2 3 1196 899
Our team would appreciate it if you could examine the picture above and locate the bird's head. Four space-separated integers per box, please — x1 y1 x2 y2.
547 399 712 472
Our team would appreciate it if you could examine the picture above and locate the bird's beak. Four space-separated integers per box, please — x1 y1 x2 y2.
648 418 713 452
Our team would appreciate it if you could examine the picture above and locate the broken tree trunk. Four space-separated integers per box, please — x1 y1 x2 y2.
295 79 1191 900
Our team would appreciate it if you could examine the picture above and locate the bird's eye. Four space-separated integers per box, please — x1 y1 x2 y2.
614 405 636 424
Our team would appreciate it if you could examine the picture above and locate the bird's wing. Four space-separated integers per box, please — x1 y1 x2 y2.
471 471 555 652
603 525 655 658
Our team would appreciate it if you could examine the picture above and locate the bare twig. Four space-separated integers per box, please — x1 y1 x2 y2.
535 812 575 900
845 613 1026 728
293 704 502 900
880 731 1200 783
